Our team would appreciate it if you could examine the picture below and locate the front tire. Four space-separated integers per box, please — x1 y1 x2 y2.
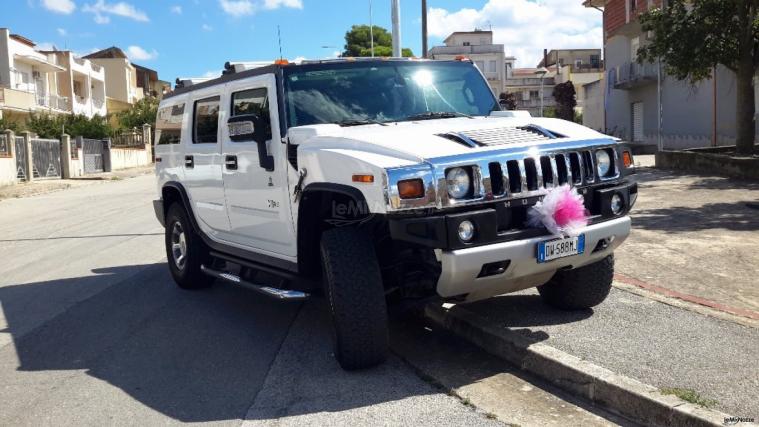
538 254 614 310
320 227 389 370
165 203 215 290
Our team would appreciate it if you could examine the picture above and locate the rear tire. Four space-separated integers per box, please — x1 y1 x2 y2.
538 254 614 310
165 203 214 290
320 227 389 370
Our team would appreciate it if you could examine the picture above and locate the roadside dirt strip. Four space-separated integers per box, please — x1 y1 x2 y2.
425 286 759 427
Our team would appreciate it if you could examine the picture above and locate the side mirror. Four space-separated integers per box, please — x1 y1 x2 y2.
228 114 259 142
227 114 275 171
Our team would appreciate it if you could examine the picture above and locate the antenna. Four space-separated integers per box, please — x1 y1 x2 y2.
277 25 283 61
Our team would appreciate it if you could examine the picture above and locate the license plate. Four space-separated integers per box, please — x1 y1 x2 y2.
537 234 585 263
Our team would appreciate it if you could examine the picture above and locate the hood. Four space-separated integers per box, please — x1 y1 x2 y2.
288 116 611 164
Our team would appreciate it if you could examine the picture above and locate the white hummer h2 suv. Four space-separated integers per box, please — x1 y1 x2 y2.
153 58 637 370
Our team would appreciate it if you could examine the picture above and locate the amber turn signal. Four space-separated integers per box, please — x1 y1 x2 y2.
352 174 375 183
622 150 633 168
398 179 424 199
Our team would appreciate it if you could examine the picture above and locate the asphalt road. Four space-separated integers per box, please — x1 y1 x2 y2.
2 175 627 426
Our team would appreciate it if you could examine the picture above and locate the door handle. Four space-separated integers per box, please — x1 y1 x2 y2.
184 155 194 169
225 155 238 170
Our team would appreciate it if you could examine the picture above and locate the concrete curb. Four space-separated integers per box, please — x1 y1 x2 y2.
425 303 736 427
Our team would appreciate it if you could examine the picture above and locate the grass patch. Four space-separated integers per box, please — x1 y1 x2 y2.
660 387 718 408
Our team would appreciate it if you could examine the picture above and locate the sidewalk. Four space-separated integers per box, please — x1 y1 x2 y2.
0 165 154 201
435 286 759 420
618 162 759 314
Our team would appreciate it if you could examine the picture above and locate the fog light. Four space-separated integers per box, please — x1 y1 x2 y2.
610 193 624 215
458 220 475 242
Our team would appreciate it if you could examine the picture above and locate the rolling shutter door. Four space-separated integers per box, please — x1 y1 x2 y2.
632 102 644 142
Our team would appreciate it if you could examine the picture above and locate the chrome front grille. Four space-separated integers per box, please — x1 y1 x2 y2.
487 150 595 198
385 138 622 211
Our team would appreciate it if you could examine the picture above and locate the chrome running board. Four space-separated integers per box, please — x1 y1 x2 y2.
200 265 309 300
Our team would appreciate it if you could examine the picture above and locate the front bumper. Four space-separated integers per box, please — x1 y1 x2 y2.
436 216 631 302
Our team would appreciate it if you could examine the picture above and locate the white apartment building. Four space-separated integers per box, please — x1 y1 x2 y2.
429 30 507 95
0 29 67 121
0 28 107 122
43 50 107 118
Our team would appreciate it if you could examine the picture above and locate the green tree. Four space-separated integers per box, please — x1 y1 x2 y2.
638 0 758 155
552 81 577 121
26 113 113 139
343 25 414 57
498 92 517 110
0 117 24 133
116 97 159 130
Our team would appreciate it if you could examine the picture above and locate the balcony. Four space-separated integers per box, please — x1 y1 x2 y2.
36 93 69 111
613 61 658 90
429 44 505 56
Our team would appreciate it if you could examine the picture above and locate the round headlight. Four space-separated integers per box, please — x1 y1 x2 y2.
596 150 611 177
446 167 471 199
610 193 624 215
458 220 475 242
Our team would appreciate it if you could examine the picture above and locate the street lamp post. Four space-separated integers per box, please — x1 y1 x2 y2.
534 67 549 117
369 0 374 57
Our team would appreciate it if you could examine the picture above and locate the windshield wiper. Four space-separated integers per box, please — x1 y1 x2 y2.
336 118 388 127
401 111 474 122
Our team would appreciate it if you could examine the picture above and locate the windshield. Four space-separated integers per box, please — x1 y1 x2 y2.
283 61 499 127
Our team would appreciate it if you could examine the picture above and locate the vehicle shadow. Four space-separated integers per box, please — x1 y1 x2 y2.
0 264 607 424
451 293 594 343
1 263 300 423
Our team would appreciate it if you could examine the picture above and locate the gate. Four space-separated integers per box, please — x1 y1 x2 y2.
83 138 106 173
31 138 61 179
15 137 28 181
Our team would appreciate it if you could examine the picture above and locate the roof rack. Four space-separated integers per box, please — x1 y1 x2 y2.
223 61 275 75
175 77 214 89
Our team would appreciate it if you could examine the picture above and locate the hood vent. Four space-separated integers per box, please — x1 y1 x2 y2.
446 125 562 147
436 132 479 148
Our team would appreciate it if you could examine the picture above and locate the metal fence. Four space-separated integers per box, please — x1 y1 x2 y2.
31 138 62 179
0 134 9 157
111 131 145 149
15 136 27 180
82 138 106 173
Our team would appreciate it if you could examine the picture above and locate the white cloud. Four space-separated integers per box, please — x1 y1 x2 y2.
219 0 255 16
82 0 149 23
202 23 213 31
36 42 57 51
203 70 221 78
263 0 302 10
170 5 182 14
56 28 67 36
126 45 158 61
41 0 76 14
428 0 602 68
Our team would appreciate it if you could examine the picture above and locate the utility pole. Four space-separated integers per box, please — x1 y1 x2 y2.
391 0 401 57
369 0 374 57
421 0 428 58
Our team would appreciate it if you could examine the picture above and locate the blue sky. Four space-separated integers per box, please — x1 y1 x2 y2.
5 0 601 83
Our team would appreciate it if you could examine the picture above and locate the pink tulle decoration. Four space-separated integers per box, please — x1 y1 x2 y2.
527 185 589 237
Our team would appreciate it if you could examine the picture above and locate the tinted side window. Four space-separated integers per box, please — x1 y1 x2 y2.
193 96 220 144
231 88 272 141
156 103 184 145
